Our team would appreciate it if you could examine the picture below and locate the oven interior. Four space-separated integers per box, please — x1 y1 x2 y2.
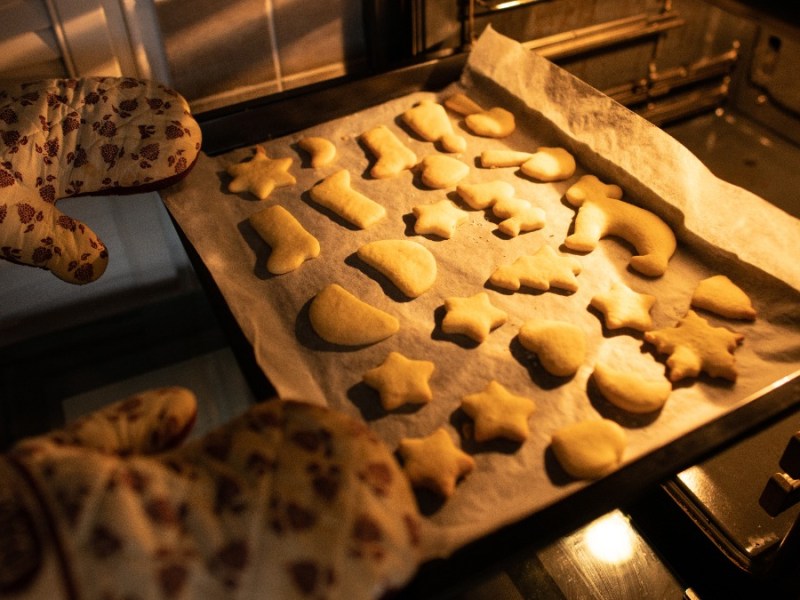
1 1 799 598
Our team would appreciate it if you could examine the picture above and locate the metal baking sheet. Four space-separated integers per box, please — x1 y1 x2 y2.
162 28 800 560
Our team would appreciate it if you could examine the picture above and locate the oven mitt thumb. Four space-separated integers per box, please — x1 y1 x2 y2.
0 77 201 284
1 389 426 599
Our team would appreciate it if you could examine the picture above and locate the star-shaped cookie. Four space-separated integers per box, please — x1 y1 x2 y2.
441 291 508 343
397 427 476 498
362 351 435 411
644 310 744 382
590 281 656 331
412 199 469 239
226 145 296 200
461 380 536 443
489 244 581 293
491 196 546 237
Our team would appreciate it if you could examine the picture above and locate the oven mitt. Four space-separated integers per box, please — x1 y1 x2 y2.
0 388 425 599
0 77 201 284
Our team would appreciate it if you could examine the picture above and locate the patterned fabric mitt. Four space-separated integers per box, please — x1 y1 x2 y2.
1 388 425 600
0 77 201 283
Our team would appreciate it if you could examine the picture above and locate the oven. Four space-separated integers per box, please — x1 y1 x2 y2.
1 1 798 598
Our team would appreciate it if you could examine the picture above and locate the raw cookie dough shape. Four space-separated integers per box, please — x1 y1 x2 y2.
397 427 476 498
248 205 320 274
461 380 536 443
401 100 466 153
590 281 656 331
227 144 296 200
491 196 546 237
309 169 386 229
456 181 516 210
363 351 436 411
518 319 587 377
480 150 533 169
360 125 417 179
564 175 677 277
418 155 470 189
456 181 545 237
444 93 515 138
592 362 671 414
489 244 581 293
309 283 399 346
441 291 508 343
412 199 469 239
519 147 576 182
357 239 437 298
551 419 627 480
644 309 744 382
298 136 336 168
691 275 757 321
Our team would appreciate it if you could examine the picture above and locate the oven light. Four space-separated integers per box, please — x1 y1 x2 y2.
582 510 636 564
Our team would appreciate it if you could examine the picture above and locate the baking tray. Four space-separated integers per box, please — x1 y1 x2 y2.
167 27 800 584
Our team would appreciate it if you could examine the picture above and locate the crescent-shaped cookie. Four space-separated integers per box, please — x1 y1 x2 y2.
551 419 627 479
592 362 671 413
309 283 399 346
357 239 437 298
564 175 676 277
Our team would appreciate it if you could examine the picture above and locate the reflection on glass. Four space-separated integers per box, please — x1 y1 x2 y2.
583 510 636 564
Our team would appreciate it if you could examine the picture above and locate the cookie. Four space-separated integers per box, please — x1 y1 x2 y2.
465 107 516 138
298 136 336 167
461 380 536 443
357 239 437 298
443 92 485 116
644 310 744 382
412 199 470 239
491 196 546 237
456 180 516 210
592 362 671 414
518 319 586 377
401 100 466 153
590 281 656 331
479 150 533 169
551 419 627 479
309 169 386 229
489 244 581 293
418 155 470 189
564 175 676 277
441 291 508 343
519 147 576 182
691 275 757 321
397 427 476 498
363 351 436 411
248 205 320 274
227 145 296 200
360 125 417 179
309 283 399 346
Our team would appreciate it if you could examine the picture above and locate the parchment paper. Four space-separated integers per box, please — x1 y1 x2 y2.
162 27 800 558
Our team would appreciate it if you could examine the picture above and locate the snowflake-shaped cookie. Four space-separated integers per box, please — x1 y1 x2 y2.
362 351 435 411
412 199 469 239
644 310 744 381
461 380 536 443
397 427 475 498
489 244 581 293
226 145 296 200
590 281 656 331
441 291 508 343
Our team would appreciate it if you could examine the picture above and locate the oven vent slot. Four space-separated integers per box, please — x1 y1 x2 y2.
519 13 685 61
605 44 739 125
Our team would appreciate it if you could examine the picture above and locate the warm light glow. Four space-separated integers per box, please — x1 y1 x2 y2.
583 511 636 564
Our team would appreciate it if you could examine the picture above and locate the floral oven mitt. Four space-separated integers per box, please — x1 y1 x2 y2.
0 77 201 283
1 389 425 599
